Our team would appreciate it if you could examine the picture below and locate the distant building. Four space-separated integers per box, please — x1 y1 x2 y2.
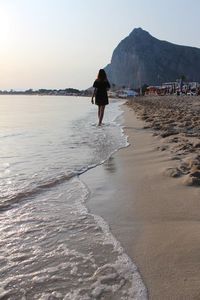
146 80 200 96
145 86 166 96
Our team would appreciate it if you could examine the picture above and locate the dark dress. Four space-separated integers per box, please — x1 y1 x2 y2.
93 79 110 106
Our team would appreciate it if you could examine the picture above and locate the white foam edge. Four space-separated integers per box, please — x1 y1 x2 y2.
76 106 129 178
74 178 147 299
111 100 130 147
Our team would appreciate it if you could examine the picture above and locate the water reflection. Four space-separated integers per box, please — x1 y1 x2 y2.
103 156 117 174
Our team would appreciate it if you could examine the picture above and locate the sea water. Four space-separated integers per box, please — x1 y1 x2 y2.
0 96 147 299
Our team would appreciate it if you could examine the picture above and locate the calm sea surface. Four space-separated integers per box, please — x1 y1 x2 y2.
0 96 146 300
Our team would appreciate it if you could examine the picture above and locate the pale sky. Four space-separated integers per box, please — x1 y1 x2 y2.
0 0 200 90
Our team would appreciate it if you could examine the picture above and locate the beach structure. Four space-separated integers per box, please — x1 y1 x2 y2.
145 80 200 96
145 86 166 96
117 89 138 98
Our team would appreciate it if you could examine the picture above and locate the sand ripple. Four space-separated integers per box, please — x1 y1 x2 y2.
128 96 200 186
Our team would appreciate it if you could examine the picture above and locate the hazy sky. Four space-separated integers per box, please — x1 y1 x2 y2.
0 0 200 90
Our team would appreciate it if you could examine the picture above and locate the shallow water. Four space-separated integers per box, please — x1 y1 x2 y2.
0 96 147 299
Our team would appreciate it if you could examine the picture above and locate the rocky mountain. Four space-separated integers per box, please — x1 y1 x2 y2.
105 28 200 88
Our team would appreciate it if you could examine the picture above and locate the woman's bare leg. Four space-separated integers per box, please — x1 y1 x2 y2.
98 106 101 120
98 105 105 126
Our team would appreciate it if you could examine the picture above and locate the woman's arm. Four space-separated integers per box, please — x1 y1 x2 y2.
91 88 96 104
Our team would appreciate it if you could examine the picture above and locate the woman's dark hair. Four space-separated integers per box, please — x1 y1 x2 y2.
97 69 108 81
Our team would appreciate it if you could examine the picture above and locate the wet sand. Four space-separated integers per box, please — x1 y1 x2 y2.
81 97 200 299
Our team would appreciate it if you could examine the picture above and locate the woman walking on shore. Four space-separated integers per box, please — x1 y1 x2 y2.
91 69 110 126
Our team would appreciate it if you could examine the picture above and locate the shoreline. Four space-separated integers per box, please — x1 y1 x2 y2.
81 101 200 299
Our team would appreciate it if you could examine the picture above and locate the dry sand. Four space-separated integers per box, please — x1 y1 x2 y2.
81 96 200 300
129 95 200 186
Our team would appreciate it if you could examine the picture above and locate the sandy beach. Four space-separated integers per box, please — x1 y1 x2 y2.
82 96 200 300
